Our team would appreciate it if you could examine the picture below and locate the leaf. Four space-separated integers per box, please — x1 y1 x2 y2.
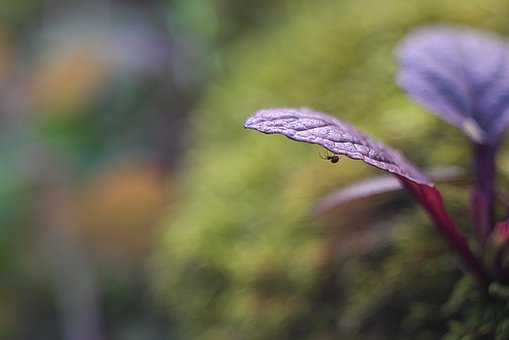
397 25 509 145
313 166 464 216
244 108 431 185
245 107 489 284
314 175 402 216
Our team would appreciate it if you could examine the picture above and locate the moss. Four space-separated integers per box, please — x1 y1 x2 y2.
153 0 509 339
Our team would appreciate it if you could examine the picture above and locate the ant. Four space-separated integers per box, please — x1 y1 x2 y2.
319 150 341 164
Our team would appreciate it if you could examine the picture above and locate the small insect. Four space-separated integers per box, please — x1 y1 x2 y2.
319 151 341 164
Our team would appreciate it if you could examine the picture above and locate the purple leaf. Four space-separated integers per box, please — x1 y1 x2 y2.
314 167 464 216
245 108 431 185
397 25 509 145
245 108 489 285
314 176 402 216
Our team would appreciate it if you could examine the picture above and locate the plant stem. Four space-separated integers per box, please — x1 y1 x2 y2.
400 178 490 287
472 143 497 244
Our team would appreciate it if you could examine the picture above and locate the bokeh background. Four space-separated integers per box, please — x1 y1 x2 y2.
3 1 509 339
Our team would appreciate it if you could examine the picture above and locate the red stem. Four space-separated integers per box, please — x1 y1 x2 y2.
400 178 490 287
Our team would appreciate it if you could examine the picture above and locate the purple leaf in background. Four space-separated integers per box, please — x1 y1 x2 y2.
245 108 489 284
314 166 464 216
397 25 509 145
314 176 403 216
397 25 509 244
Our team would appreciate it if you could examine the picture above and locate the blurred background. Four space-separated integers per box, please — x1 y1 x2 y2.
3 1 509 339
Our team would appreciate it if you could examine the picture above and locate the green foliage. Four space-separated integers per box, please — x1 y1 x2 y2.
443 279 509 340
154 0 509 339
